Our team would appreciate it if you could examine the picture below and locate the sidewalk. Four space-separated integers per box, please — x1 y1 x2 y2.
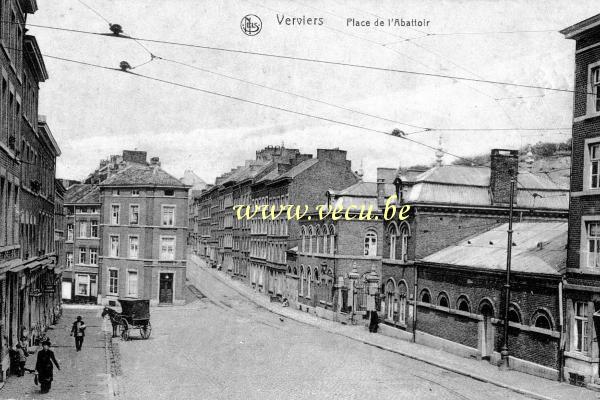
188 255 598 400
0 306 111 400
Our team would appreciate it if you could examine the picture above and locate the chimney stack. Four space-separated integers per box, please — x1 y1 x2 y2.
150 157 161 167
490 149 518 205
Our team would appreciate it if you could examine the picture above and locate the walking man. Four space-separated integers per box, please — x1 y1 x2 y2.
70 316 86 351
35 340 60 394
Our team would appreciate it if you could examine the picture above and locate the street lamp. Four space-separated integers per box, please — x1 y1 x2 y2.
500 177 516 370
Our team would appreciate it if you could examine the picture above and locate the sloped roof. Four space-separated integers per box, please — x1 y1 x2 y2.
399 164 568 210
100 164 187 187
65 184 100 204
422 222 567 276
278 158 319 180
336 181 377 197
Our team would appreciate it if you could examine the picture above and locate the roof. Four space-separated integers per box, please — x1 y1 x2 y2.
335 181 377 197
278 158 319 180
100 164 187 188
401 165 568 210
65 184 100 204
561 13 600 39
422 222 567 276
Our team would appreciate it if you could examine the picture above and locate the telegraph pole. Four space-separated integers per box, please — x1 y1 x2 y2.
500 176 516 370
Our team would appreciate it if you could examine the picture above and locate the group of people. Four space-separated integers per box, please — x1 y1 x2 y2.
13 315 86 394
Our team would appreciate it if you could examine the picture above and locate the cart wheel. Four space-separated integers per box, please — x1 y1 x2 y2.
140 322 152 339
120 319 130 341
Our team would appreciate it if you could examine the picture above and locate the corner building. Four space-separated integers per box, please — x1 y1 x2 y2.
98 158 190 306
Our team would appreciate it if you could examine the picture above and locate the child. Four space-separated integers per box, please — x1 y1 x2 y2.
15 343 28 376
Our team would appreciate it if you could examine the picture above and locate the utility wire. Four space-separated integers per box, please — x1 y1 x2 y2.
9 20 590 95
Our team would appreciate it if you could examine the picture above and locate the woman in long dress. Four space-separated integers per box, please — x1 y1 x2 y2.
35 340 60 393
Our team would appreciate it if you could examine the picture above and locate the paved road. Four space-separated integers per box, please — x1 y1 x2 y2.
117 265 532 400
0 306 109 400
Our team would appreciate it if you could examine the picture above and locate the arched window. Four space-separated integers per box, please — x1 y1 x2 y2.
287 266 292 274
533 310 553 330
314 268 319 283
323 226 330 255
301 226 307 253
308 226 314 254
508 304 522 324
397 281 408 324
364 230 377 257
385 279 396 320
329 225 336 255
457 296 471 312
400 223 409 262
437 292 449 308
388 223 398 260
299 265 304 295
315 226 321 254
420 289 431 304
479 299 495 318
307 267 312 298
293 266 297 276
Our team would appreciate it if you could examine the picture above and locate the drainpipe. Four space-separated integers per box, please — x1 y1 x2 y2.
558 279 564 382
413 263 418 343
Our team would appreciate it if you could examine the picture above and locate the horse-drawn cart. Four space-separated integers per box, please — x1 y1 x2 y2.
102 299 152 341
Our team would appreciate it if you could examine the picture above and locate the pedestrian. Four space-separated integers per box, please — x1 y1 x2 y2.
34 340 60 394
368 310 379 333
70 316 86 351
15 343 28 376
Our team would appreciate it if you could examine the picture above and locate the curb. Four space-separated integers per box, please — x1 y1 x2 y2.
199 263 556 400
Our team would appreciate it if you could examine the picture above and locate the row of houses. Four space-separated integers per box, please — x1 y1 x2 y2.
0 0 64 382
61 151 190 306
190 12 600 385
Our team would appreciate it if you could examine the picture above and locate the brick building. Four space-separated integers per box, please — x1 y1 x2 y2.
98 156 189 306
62 183 101 303
560 14 600 384
0 1 63 381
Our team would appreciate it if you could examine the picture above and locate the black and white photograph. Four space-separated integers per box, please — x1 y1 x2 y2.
0 0 599 399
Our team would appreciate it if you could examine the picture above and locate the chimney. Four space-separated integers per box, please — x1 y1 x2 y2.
150 157 161 167
490 149 518 205
289 153 313 167
316 148 347 163
123 150 147 165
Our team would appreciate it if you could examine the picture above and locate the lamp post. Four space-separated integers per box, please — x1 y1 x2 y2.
500 177 516 370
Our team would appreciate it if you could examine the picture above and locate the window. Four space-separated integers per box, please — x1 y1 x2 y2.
400 225 409 262
109 270 118 295
127 270 138 297
110 235 120 257
162 206 175 226
587 222 600 269
534 313 551 330
90 248 98 265
438 292 449 308
574 302 589 353
508 307 521 324
164 189 174 196
67 224 73 241
78 247 87 264
420 289 431 303
457 297 470 313
79 221 88 238
76 274 90 296
591 143 599 189
111 205 120 225
132 189 140 196
364 231 377 256
385 280 396 320
388 225 397 260
91 220 98 238
129 205 139 225
113 189 120 196
593 67 600 112
160 236 176 260
129 236 139 259
66 252 73 268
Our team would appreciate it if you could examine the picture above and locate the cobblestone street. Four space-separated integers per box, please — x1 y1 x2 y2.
116 265 537 400
0 306 110 400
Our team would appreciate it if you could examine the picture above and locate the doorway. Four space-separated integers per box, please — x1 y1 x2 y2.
159 273 174 304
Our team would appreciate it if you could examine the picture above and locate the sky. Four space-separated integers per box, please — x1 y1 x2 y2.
27 0 600 182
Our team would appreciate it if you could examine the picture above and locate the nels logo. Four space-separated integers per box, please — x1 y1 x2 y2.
241 14 262 36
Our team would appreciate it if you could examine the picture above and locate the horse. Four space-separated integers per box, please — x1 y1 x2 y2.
101 307 122 338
